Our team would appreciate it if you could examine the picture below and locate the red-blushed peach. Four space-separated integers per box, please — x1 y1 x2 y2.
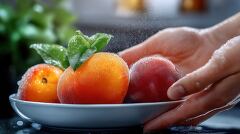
57 52 129 104
126 56 180 103
17 64 63 103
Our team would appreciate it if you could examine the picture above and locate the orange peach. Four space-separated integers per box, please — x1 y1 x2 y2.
57 52 129 104
17 64 63 103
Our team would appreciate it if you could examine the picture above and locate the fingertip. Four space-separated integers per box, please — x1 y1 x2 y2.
143 125 152 133
143 122 158 133
167 85 186 100
144 119 170 133
118 44 147 66
117 51 124 57
118 50 131 65
143 114 170 133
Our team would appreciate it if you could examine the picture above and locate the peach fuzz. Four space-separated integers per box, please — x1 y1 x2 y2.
126 56 180 103
57 52 129 104
17 64 63 103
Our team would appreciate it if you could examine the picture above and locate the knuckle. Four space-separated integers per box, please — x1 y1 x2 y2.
209 53 227 72
210 37 240 72
184 97 198 106
183 73 203 93
202 97 227 110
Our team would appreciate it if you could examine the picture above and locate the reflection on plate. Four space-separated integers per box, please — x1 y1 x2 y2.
9 94 183 128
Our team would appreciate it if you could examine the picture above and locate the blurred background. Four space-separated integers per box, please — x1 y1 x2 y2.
0 0 240 119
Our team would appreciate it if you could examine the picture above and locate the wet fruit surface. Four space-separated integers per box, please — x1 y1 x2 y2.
126 56 180 103
57 52 129 104
17 64 63 103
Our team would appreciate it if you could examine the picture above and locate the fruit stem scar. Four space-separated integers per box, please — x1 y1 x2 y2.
42 77 48 84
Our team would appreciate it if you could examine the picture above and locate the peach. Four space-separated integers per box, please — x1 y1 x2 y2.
57 52 129 104
17 64 63 103
126 56 180 103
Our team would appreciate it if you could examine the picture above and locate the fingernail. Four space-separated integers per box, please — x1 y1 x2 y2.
168 85 186 99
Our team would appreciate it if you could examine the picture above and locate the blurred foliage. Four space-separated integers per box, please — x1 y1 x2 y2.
0 0 76 80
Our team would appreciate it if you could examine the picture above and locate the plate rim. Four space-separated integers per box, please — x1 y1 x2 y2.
9 93 184 108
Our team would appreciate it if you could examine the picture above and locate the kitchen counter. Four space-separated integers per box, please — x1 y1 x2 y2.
1 107 240 134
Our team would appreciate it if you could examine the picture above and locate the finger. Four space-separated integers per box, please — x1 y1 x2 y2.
118 34 161 66
181 95 240 126
179 105 233 126
168 36 240 100
144 72 240 133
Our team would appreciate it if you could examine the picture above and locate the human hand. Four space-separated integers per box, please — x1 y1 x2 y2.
119 27 239 132
144 36 240 132
119 27 219 75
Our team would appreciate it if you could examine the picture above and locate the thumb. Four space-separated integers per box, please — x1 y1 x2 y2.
168 36 240 100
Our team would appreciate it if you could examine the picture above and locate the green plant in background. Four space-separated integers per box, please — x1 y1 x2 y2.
0 0 76 83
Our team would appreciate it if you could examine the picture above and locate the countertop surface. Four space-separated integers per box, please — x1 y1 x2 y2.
1 107 240 134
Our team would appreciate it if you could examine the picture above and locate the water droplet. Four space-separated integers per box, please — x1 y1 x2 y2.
31 123 41 130
16 121 23 126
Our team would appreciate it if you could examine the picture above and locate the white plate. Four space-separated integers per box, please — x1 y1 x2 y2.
9 94 183 128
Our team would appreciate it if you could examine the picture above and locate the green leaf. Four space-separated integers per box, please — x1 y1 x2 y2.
0 5 13 22
30 44 69 69
67 31 91 70
79 48 97 64
31 10 54 29
18 24 55 43
67 31 112 71
90 33 112 52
